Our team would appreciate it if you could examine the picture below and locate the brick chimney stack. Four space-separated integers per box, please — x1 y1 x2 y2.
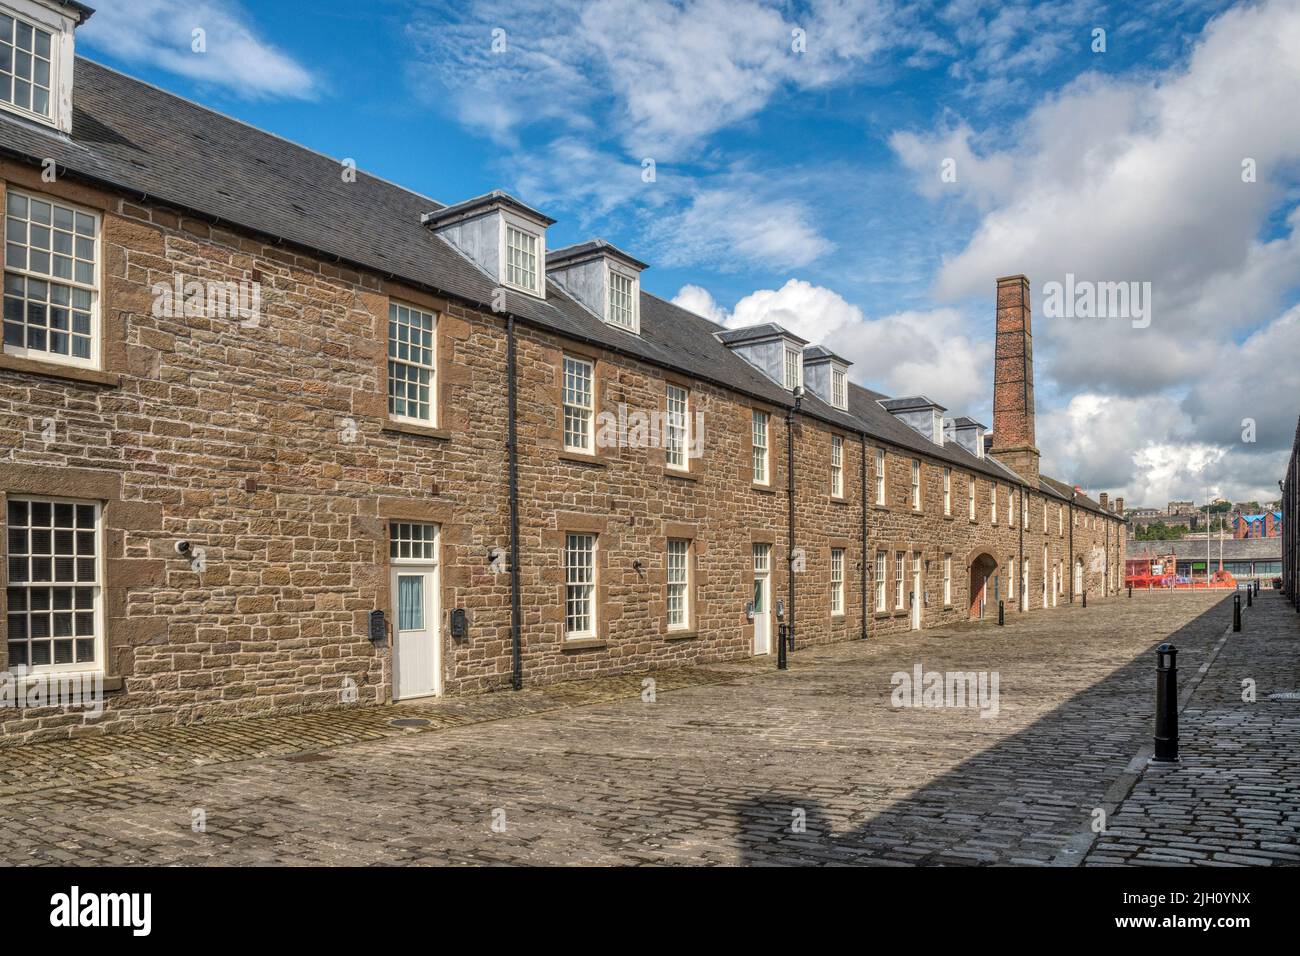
1115 497 1125 516
990 275 1040 484
1100 492 1109 510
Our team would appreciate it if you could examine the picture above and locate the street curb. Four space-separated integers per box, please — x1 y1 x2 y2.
1049 598 1239 867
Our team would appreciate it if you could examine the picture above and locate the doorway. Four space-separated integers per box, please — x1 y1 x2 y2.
752 543 772 655
390 522 441 700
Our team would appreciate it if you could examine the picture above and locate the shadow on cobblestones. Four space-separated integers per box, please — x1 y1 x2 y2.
731 592 1242 866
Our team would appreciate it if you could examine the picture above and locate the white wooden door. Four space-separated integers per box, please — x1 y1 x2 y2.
910 552 922 630
752 544 771 655
391 563 440 700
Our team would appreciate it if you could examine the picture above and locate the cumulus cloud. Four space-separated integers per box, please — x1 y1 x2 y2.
81 0 319 100
890 0 1300 503
895 0 1300 393
673 279 991 414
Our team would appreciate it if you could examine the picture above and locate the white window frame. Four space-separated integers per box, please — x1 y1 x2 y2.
943 553 952 606
0 5 59 127
4 495 104 674
1008 488 1015 527
875 448 886 505
831 367 846 409
968 476 976 521
564 533 597 639
991 483 998 524
665 383 690 471
752 410 769 485
783 346 802 391
386 300 437 426
666 538 691 631
830 435 844 498
943 467 951 516
1058 506 1064 536
894 550 905 610
911 459 921 511
562 355 595 454
500 212 545 297
875 550 887 612
3 187 101 370
1008 556 1016 600
830 548 844 616
605 263 639 333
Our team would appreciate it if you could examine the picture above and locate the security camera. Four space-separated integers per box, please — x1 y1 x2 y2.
175 540 192 555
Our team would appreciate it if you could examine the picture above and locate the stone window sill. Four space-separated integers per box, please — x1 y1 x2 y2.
664 628 698 641
383 420 451 441
0 352 120 387
664 468 698 482
751 483 776 494
559 450 606 468
561 637 607 651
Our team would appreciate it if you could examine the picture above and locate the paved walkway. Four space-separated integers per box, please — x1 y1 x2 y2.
1084 590 1300 866
0 590 1292 866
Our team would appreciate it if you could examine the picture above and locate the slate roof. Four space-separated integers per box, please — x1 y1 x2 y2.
715 323 809 346
547 239 648 271
0 57 1119 508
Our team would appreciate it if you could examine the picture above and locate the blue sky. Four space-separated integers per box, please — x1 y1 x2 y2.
78 0 1300 506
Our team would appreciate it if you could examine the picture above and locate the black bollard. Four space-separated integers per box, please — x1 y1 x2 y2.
1233 593 1242 632
1083 591 1087 608
1128 585 1133 599
1153 643 1179 762
998 600 1004 626
777 623 787 670
1247 586 1253 608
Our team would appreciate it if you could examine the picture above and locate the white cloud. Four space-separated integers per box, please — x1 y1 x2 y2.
674 278 991 413
408 0 901 156
81 0 319 100
647 187 834 271
894 0 1300 397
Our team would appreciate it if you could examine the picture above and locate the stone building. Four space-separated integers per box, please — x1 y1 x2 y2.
0 2 1126 742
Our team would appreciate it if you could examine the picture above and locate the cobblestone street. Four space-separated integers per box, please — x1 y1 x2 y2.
1 590 1296 866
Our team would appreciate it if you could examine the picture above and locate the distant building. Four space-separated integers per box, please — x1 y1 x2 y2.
1128 537 1282 585
1168 500 1196 516
1233 511 1282 539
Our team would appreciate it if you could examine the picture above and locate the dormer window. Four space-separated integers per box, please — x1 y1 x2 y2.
1 12 53 119
831 368 846 410
606 266 637 332
0 1 90 134
504 222 540 295
424 191 554 301
546 239 646 336
783 346 801 391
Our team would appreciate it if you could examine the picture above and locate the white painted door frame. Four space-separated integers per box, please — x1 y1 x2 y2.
390 526 442 700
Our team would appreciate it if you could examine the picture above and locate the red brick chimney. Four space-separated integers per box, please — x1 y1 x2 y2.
1115 497 1125 516
1100 492 1109 510
990 275 1040 484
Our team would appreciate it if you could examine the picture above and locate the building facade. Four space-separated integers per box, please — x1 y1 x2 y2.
0 2 1126 743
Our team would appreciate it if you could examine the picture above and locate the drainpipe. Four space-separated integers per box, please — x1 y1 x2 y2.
1018 486 1025 612
860 432 868 640
1068 496 1075 603
506 314 523 690
786 390 802 653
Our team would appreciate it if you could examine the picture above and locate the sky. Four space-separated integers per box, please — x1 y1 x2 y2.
76 0 1300 508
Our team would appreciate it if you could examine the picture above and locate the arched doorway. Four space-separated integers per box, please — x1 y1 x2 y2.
968 553 998 619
